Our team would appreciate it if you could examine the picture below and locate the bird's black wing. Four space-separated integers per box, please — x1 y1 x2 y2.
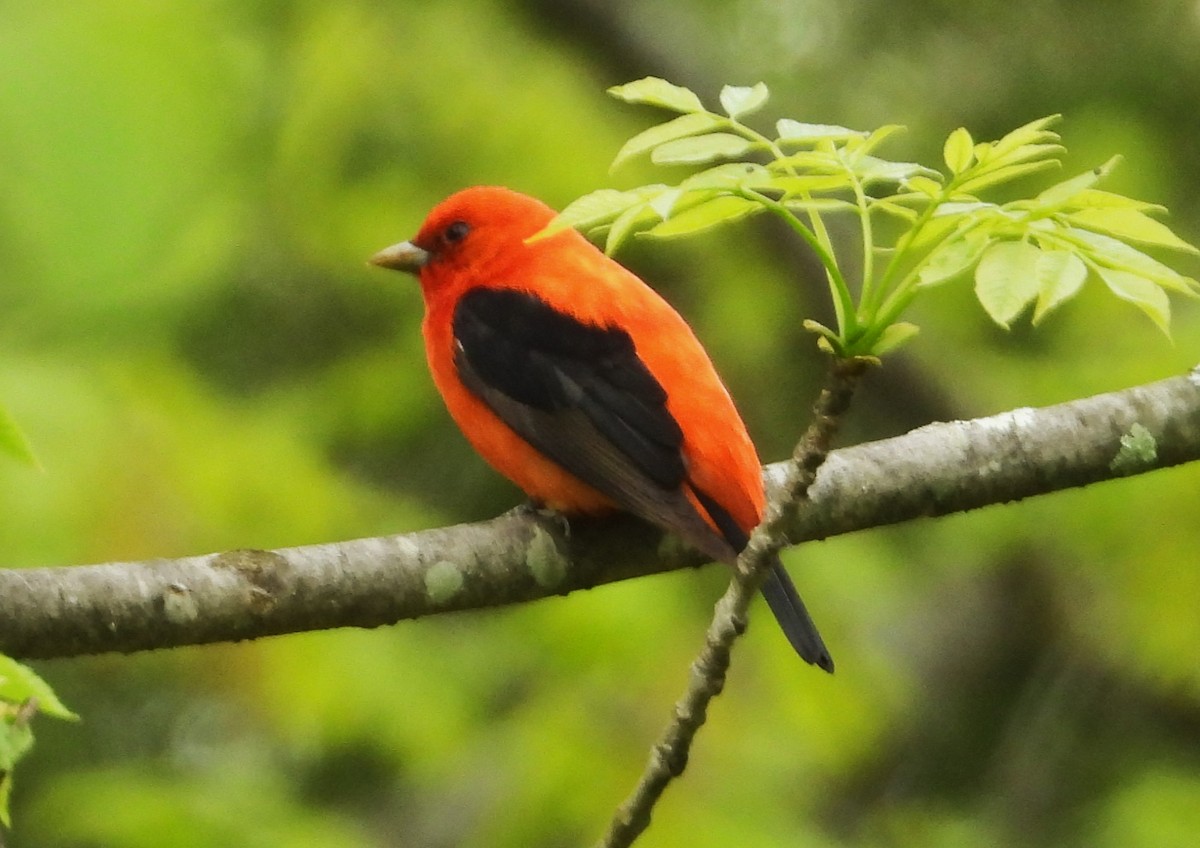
451 287 734 563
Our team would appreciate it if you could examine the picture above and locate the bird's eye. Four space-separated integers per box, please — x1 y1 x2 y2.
444 221 470 244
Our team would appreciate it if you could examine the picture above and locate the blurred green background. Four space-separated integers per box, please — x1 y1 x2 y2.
2 1 1199 846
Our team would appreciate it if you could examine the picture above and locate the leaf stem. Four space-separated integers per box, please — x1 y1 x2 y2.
742 189 858 338
872 184 954 313
844 158 875 323
722 116 857 340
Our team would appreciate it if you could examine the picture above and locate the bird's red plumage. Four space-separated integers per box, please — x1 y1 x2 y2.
410 186 764 538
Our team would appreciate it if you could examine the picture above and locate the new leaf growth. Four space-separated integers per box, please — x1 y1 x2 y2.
546 77 1199 357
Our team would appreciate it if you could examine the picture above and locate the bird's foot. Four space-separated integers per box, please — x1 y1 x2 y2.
510 500 572 539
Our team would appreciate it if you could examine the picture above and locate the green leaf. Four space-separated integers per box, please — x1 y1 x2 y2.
856 156 939 185
943 127 975 174
772 150 843 174
872 322 921 355
953 159 1060 195
870 198 920 221
0 716 33 827
845 124 907 159
874 191 934 209
650 133 754 166
1037 156 1121 207
608 77 705 113
932 201 999 218
1067 228 1200 296
681 163 770 192
1094 265 1172 334
1069 189 1165 212
781 197 858 213
918 230 991 287
1064 207 1199 254
972 141 996 164
769 174 855 194
988 115 1062 159
1032 249 1087 323
610 113 724 171
0 656 78 721
539 189 644 239
802 319 844 355
0 406 38 469
648 187 685 221
775 120 868 143
604 201 660 255
980 142 1064 171
646 195 760 238
0 654 78 827
902 174 944 197
719 82 769 119
905 210 977 252
974 240 1043 327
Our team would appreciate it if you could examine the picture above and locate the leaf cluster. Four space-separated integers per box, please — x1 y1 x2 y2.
546 78 1199 356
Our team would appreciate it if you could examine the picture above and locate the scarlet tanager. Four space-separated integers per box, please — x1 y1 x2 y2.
371 186 832 672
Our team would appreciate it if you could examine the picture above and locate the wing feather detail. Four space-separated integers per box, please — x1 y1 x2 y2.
452 287 729 561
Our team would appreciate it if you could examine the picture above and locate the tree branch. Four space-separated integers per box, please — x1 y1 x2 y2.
2 366 1197 660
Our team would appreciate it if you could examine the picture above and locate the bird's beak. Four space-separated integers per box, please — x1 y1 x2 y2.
369 240 430 275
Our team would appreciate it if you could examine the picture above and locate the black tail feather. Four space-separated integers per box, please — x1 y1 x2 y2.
689 487 834 672
760 559 834 673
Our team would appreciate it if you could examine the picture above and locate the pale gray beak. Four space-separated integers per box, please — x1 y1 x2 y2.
369 240 430 274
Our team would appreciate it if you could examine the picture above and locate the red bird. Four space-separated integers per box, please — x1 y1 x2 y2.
371 186 832 671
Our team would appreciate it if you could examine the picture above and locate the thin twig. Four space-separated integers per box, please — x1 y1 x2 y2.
596 357 871 848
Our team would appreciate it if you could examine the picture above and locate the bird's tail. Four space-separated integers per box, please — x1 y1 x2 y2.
760 558 834 673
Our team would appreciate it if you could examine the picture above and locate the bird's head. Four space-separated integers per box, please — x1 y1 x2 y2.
370 186 559 292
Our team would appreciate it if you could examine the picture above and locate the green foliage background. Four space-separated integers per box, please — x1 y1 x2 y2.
1 1 1198 845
